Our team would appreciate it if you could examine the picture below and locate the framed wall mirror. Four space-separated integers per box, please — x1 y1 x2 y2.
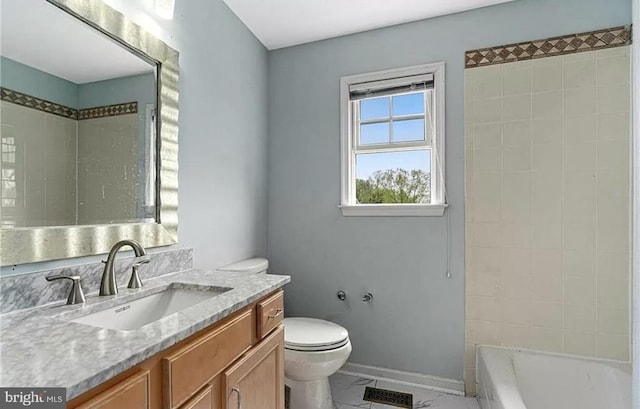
0 0 179 266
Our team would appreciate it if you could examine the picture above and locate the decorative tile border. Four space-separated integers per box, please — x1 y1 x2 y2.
465 25 631 68
78 102 138 120
1 87 78 119
0 87 137 120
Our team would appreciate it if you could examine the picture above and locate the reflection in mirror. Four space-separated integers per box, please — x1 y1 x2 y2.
0 0 158 229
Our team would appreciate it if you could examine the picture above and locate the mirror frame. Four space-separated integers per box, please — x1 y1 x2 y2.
1 0 179 266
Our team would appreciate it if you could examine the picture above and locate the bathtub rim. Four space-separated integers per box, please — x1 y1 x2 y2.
475 344 632 409
476 345 526 409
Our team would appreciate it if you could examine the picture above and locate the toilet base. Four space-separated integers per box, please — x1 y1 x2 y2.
286 377 333 409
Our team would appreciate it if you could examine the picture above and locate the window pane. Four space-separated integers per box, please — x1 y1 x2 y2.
393 119 424 143
355 150 431 204
392 93 424 116
360 122 389 145
2 169 15 180
360 97 389 120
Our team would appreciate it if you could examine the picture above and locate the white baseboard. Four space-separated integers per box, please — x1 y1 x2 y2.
338 362 465 396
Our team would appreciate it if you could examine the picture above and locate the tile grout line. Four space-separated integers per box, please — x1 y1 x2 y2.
560 54 567 354
498 62 505 356
527 55 534 344
627 46 634 361
594 51 600 357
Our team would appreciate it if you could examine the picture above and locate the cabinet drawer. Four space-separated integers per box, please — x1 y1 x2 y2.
74 370 149 409
256 290 284 339
163 310 253 409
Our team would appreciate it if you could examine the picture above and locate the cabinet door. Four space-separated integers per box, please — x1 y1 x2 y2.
222 326 284 409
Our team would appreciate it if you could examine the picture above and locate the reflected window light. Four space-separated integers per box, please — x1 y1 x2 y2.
100 0 168 39
155 0 175 20
1 136 16 228
2 137 16 164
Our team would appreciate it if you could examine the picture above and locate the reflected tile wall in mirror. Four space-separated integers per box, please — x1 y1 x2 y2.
0 0 158 229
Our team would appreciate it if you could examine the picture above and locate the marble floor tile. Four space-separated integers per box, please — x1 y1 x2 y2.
334 402 372 409
329 373 376 408
427 394 481 409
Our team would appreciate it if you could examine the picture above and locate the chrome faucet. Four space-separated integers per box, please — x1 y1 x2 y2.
100 240 149 296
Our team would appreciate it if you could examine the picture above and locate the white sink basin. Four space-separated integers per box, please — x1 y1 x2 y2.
71 286 231 331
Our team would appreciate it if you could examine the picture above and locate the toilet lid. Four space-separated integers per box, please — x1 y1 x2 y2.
284 318 349 352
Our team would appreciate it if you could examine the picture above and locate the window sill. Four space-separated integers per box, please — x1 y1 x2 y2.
339 204 448 217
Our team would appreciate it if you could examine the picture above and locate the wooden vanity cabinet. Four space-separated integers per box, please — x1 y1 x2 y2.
68 290 284 409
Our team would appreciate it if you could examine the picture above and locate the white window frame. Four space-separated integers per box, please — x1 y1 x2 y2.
339 62 447 217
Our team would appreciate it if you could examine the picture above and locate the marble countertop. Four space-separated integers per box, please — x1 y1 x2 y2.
0 269 290 399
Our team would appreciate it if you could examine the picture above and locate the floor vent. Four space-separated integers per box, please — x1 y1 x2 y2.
363 386 413 409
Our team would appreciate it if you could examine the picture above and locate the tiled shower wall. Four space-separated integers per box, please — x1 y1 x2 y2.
0 101 78 227
0 101 138 227
464 46 631 394
77 114 138 224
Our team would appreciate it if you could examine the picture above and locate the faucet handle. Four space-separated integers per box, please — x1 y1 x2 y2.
45 275 86 305
127 262 147 289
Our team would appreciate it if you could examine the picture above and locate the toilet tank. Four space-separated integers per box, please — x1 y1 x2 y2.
216 258 269 274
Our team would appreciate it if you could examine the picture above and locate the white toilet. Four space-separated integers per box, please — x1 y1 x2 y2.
283 317 352 409
217 258 352 409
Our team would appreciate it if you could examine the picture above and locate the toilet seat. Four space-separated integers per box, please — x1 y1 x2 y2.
284 317 349 352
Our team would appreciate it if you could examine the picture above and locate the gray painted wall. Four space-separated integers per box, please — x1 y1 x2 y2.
632 1 639 407
174 0 269 270
1 0 269 275
0 56 78 108
267 0 631 380
77 72 155 109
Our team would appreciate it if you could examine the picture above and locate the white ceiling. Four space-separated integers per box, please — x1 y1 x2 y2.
222 0 515 50
0 0 154 84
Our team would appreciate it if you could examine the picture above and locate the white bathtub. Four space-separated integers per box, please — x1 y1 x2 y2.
476 345 632 409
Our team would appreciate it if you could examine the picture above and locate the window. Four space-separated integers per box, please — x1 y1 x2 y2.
340 62 447 216
1 137 16 228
